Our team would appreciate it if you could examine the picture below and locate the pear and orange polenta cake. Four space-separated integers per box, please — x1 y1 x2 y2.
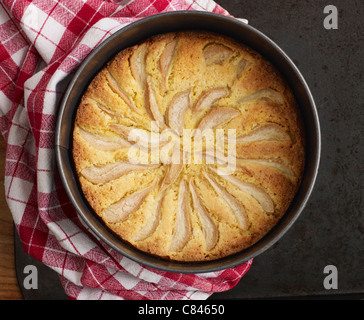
72 31 305 262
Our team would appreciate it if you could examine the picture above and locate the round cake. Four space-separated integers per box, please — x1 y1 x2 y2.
72 31 305 262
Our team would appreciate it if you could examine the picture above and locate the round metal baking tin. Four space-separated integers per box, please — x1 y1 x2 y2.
55 11 321 274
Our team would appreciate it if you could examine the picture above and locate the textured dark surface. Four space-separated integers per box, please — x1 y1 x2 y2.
15 0 363 299
210 0 364 299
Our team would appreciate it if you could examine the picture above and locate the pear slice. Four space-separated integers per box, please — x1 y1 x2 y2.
160 163 183 193
102 181 157 224
193 87 230 113
169 180 192 252
78 127 131 151
236 57 249 79
210 167 274 214
160 145 184 193
237 159 296 179
146 76 166 130
189 180 218 251
234 124 291 144
81 161 158 185
203 172 248 230
196 107 240 134
239 88 284 105
106 71 140 114
109 123 164 151
133 190 165 241
166 89 191 136
159 39 178 90
130 42 148 88
203 43 234 66
84 98 120 118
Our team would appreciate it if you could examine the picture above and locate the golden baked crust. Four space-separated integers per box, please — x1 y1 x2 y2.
72 31 305 262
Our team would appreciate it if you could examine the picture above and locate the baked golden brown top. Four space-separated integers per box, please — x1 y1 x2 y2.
72 31 305 262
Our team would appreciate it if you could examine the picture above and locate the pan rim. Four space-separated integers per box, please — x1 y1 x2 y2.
55 11 321 274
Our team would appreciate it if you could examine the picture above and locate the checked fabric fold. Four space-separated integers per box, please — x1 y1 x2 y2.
0 0 252 300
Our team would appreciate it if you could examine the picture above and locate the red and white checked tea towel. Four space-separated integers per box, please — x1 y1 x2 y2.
0 0 252 300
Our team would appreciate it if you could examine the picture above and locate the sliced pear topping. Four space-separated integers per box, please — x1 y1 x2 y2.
166 89 191 136
109 123 134 140
203 172 248 230
203 43 234 66
134 190 165 241
201 149 237 175
85 98 120 118
146 76 166 130
130 42 148 88
189 180 218 251
102 181 157 224
237 159 296 178
81 161 158 185
78 127 131 151
160 163 183 193
236 57 249 79
210 167 274 214
109 123 163 151
196 107 240 134
169 180 192 252
204 148 235 164
193 87 230 113
106 71 139 114
159 39 178 90
239 88 285 105
160 146 183 192
234 124 291 144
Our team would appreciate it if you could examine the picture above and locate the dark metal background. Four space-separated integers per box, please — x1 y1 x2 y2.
15 0 363 299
